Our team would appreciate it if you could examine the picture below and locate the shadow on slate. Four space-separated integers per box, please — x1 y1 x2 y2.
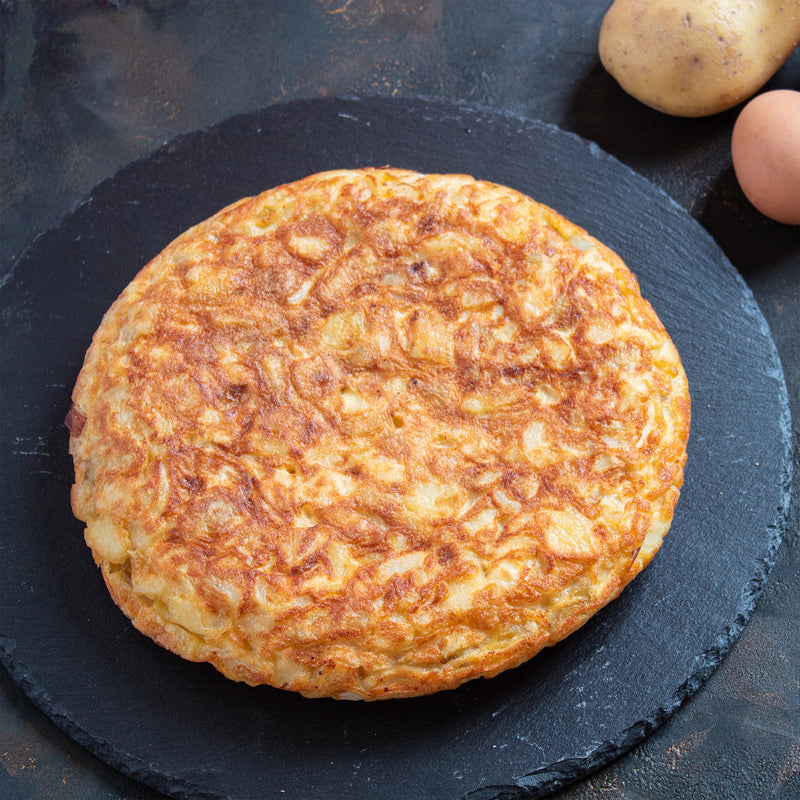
0 96 792 800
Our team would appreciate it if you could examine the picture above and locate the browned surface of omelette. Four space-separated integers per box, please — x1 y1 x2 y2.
67 168 690 700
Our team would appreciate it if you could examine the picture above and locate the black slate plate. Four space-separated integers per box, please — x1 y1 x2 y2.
0 97 792 800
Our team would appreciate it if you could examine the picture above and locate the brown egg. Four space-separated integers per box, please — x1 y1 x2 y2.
731 89 800 225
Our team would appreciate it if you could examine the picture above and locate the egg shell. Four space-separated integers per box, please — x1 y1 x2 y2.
731 89 800 226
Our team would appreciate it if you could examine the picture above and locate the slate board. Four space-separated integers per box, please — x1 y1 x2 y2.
0 97 792 800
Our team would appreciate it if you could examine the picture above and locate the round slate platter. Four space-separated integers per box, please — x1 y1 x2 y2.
0 97 792 800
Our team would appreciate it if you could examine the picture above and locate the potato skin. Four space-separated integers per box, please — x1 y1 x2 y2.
599 0 800 117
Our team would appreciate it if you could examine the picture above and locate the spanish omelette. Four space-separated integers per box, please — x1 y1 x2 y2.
66 167 690 700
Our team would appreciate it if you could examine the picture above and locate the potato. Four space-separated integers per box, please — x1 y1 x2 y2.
598 0 800 117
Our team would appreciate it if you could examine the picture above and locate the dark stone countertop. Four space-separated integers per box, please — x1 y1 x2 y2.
1 2 798 799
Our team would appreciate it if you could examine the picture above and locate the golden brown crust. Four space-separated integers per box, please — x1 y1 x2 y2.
68 168 690 700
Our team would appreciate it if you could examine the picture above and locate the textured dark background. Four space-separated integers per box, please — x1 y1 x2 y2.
1 2 799 799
